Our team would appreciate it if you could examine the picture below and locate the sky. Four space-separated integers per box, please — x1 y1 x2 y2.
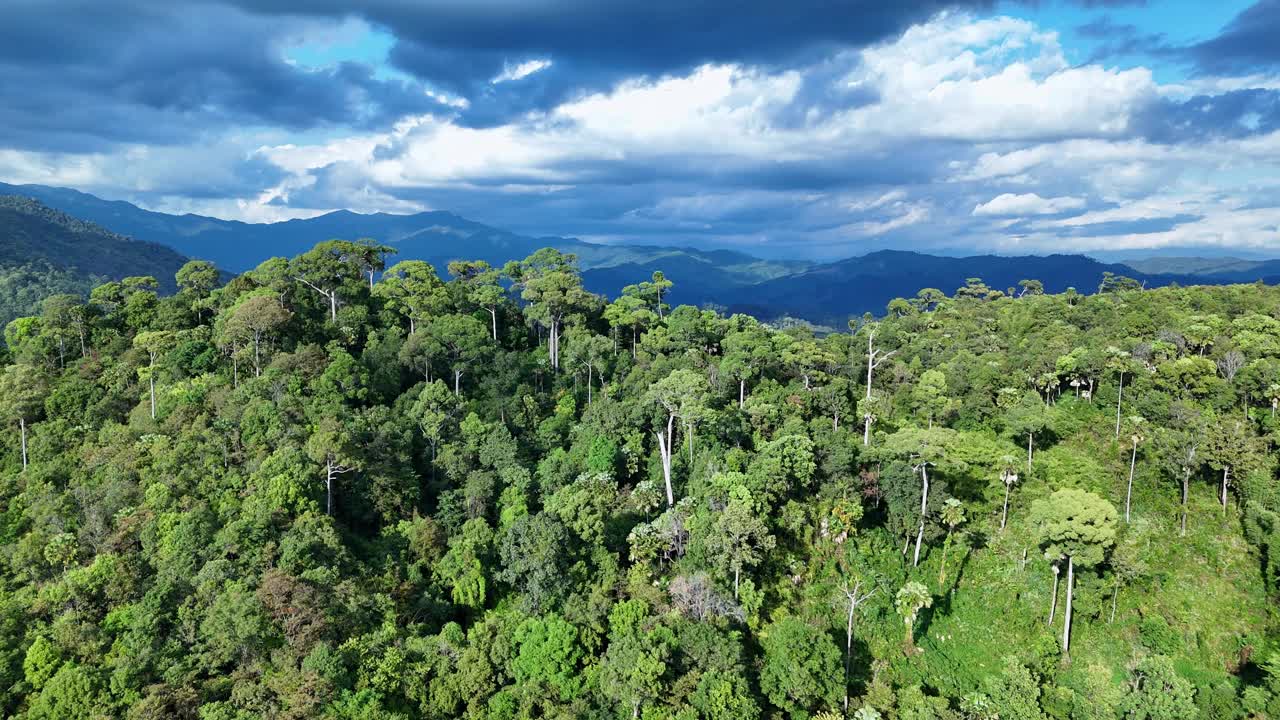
2 0 1280 260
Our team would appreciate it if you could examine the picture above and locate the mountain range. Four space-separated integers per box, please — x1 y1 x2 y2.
2 181 1279 326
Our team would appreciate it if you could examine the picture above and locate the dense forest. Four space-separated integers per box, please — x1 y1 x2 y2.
0 196 189 329
3 239 1280 719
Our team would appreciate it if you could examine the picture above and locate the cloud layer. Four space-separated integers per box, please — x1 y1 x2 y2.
1 0 1279 257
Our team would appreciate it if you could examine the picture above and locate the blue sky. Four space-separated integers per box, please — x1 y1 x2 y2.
2 0 1279 260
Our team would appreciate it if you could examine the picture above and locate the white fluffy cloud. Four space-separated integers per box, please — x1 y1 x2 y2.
972 193 1086 216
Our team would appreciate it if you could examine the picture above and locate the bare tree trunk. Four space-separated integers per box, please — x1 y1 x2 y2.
657 414 675 507
739 379 745 410
1063 556 1075 658
1049 565 1060 624
863 414 872 446
1221 466 1230 514
1001 482 1011 530
1125 444 1137 522
329 292 337 323
1109 585 1118 623
489 307 498 341
913 464 929 567
326 461 334 516
149 375 156 419
733 566 740 600
19 417 27 470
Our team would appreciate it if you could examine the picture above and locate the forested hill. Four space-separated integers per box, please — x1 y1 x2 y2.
0 195 189 329
3 239 1280 718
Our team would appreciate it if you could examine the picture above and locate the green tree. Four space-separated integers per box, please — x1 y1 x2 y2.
0 363 44 469
896 581 933 654
1030 489 1117 657
376 259 447 333
937 497 966 586
133 329 175 419
646 368 710 507
704 486 775 598
222 294 291 378
1119 656 1197 720
292 239 370 323
505 248 595 372
759 617 842 717
448 260 505 340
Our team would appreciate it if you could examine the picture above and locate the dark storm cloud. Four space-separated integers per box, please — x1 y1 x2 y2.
220 0 1011 126
1134 89 1280 143
1190 0 1280 73
0 1 444 153
1073 16 1173 63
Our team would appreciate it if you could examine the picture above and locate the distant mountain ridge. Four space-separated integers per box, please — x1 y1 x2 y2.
0 182 807 305
718 250 1216 324
3 182 1278 326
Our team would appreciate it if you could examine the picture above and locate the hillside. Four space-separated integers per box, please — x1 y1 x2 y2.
0 195 189 328
0 239 1277 718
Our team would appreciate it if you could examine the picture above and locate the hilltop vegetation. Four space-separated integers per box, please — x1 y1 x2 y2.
0 195 190 328
2 239 1280 719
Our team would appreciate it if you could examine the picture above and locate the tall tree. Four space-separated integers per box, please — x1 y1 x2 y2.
1030 489 1117 658
292 240 369 323
222 294 291 378
0 363 44 469
133 330 174 419
448 260 505 340
858 322 896 446
645 369 709 507
505 249 594 372
376 260 447 333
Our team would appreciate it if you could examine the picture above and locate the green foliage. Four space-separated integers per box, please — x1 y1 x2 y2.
0 241 1276 719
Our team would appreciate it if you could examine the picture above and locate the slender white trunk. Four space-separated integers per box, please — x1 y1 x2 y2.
489 307 498 341
1222 466 1230 513
1001 482 1011 530
913 464 929 567
454 369 462 397
329 292 337 323
19 417 28 470
1049 566 1060 624
149 375 156 419
733 566 740 599
325 460 334 516
1125 444 1137 522
863 414 872 446
657 414 675 507
739 379 745 410
1063 556 1075 657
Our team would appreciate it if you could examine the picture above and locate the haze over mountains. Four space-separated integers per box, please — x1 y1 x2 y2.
3 181 1279 326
